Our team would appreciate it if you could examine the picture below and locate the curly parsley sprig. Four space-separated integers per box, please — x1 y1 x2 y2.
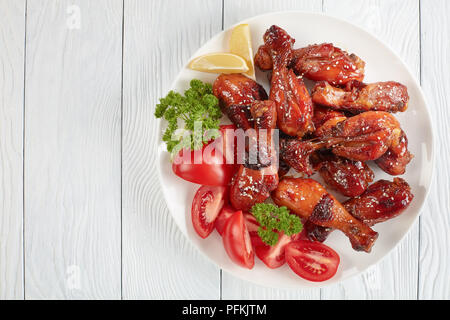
155 79 222 156
251 203 303 246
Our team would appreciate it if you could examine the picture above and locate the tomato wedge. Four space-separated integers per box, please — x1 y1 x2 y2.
285 240 340 282
254 232 300 269
172 125 237 186
191 185 226 238
215 205 235 235
222 211 254 269
243 213 264 247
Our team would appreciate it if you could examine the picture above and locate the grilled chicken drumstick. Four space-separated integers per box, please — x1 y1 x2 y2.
230 100 279 211
272 176 378 252
305 178 414 242
212 73 268 129
344 177 414 226
312 80 409 113
312 108 413 175
255 42 365 85
291 43 365 85
263 25 314 137
280 111 403 176
312 151 374 197
316 111 402 161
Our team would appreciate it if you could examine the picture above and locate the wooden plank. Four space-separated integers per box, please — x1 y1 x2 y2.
419 0 450 300
0 0 25 300
321 0 420 299
221 0 322 300
122 0 222 299
24 0 122 299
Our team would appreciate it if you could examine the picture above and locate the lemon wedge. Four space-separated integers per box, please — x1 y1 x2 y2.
229 24 255 79
188 53 249 74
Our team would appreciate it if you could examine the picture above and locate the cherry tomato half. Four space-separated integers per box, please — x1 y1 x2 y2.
285 240 340 282
191 185 226 238
222 211 254 269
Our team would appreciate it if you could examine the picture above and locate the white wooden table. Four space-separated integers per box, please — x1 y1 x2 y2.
0 0 449 300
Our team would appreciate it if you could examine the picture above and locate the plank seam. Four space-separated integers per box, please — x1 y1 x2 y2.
22 0 28 301
120 0 125 300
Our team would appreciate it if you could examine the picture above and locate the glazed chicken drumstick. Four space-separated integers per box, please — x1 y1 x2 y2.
344 177 414 226
312 151 374 198
263 25 314 137
255 42 365 85
312 80 409 113
280 111 404 176
212 73 268 129
272 176 378 252
230 100 279 211
316 111 402 161
305 178 414 242
311 107 413 175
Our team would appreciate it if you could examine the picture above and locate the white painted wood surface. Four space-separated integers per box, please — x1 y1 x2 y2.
0 0 25 299
24 0 122 299
0 0 448 299
419 0 450 299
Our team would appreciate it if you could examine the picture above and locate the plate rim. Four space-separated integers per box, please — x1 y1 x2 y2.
155 10 435 289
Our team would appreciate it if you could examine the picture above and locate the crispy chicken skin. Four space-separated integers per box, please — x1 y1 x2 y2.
305 178 414 242
344 178 414 226
229 100 279 211
312 80 409 113
375 129 413 175
312 152 374 197
303 220 333 243
212 74 268 129
255 43 365 85
263 25 314 137
272 177 378 252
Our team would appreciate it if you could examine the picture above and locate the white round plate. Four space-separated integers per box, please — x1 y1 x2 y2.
157 11 434 288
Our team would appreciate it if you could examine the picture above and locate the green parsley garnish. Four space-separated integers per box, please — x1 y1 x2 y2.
251 203 303 246
155 79 222 156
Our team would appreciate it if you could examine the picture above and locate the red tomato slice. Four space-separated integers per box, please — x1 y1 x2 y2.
215 205 235 235
285 240 340 282
172 125 237 186
191 185 226 238
254 232 296 269
222 211 254 269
